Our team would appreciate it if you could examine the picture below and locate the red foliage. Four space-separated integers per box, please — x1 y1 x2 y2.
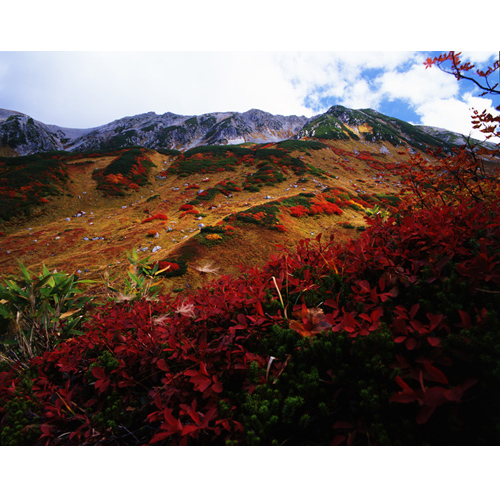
289 205 309 218
158 261 180 272
2 192 500 444
142 213 169 223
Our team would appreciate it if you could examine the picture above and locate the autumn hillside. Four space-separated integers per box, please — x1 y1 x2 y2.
0 137 418 294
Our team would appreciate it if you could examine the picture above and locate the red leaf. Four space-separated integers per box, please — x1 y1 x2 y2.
254 301 264 317
405 337 417 350
196 377 211 393
181 424 201 437
444 387 463 402
427 336 441 347
416 405 435 425
40 423 52 438
409 303 420 319
202 407 218 427
391 376 419 404
422 386 449 407
199 362 209 377
91 366 106 380
185 371 212 393
212 381 223 393
425 364 449 385
331 435 347 445
163 407 183 432
343 311 357 333
378 276 386 291
186 407 201 425
157 359 169 372
371 307 384 323
394 375 412 391
458 310 471 329
154 393 164 410
410 319 427 335
149 431 172 444
95 378 110 393
236 313 247 326
426 313 444 331
324 298 338 309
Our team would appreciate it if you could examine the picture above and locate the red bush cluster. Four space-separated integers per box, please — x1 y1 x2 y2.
289 201 343 218
157 261 180 272
289 205 309 218
356 151 375 161
142 213 169 223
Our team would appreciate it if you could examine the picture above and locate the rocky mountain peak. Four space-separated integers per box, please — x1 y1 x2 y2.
0 105 478 157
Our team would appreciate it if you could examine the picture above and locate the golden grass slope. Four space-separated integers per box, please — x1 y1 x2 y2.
0 138 415 295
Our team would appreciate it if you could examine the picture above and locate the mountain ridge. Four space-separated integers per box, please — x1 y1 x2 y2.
0 105 479 157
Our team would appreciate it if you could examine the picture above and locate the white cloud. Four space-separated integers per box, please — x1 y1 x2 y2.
273 51 420 113
460 51 498 64
376 64 459 105
415 93 498 142
341 79 382 110
371 60 499 141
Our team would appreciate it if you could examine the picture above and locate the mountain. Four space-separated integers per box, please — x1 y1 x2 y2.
296 105 485 150
0 105 479 157
0 108 311 156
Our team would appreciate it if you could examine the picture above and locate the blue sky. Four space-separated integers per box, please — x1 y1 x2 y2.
0 3 498 143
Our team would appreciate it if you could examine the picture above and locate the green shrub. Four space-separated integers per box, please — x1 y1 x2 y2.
0 262 94 363
237 323 399 445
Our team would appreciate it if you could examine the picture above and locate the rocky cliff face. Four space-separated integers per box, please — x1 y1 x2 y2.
0 105 476 156
0 108 312 155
